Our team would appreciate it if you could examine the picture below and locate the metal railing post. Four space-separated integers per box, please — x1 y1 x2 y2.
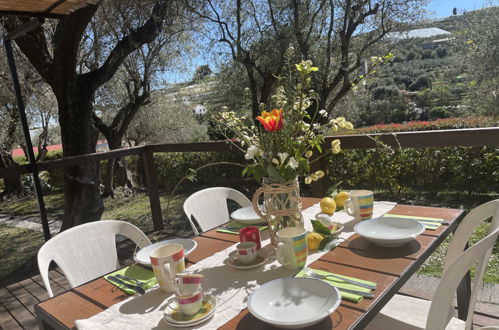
4 37 51 241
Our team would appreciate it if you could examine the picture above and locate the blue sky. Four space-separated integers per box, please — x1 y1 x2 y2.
428 0 489 17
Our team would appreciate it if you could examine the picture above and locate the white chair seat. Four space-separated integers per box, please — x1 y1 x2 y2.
366 294 465 330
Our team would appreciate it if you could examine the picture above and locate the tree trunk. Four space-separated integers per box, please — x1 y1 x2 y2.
102 137 135 198
0 149 24 197
57 87 104 230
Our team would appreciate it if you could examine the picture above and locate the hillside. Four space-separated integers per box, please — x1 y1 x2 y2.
158 7 496 128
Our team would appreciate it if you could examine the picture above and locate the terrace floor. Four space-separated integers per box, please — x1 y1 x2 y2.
1 268 498 329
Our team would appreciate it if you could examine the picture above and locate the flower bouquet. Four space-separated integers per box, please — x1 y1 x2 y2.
215 57 353 245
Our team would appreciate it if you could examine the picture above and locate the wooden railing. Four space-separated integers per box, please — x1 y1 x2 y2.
1 127 499 231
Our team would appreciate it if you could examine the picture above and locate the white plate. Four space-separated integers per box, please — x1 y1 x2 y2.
231 206 266 224
163 294 217 327
354 217 425 247
134 238 197 265
247 277 341 329
226 251 268 270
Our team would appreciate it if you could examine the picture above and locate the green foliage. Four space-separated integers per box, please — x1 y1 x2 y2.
328 146 499 198
429 106 450 119
153 151 247 191
409 74 431 91
435 46 448 58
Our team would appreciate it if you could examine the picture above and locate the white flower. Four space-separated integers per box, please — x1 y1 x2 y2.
245 145 259 160
278 152 289 165
304 176 312 184
319 109 327 117
272 158 280 165
305 150 313 158
288 157 298 169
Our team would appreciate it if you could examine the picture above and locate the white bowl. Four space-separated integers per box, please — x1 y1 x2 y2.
354 217 425 247
134 238 197 265
231 206 266 224
247 277 341 329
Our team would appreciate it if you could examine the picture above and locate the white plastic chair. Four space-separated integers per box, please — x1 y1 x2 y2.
366 200 499 330
183 187 252 235
38 220 151 297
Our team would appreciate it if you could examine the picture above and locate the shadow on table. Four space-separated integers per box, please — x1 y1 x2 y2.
234 309 336 329
346 236 422 259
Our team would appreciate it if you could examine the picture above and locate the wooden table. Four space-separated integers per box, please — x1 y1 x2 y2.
35 198 465 330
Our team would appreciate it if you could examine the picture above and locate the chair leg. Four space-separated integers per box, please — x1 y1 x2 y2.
456 244 472 321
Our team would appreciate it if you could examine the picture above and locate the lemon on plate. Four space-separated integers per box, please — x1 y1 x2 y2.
320 197 336 215
334 191 349 208
307 232 323 250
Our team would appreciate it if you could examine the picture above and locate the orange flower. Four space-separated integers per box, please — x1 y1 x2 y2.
256 109 284 132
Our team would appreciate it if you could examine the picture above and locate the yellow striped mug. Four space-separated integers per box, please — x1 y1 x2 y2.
276 227 307 270
345 190 374 221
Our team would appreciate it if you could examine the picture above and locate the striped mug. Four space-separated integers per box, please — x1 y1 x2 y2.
150 244 185 293
345 190 374 221
276 227 307 271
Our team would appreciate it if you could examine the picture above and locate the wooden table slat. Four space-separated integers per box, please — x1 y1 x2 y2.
339 233 437 261
37 291 104 329
318 245 415 276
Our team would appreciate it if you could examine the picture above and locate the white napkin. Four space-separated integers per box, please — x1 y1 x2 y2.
75 201 396 330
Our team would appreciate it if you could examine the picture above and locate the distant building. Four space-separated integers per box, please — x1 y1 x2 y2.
192 104 207 115
387 27 452 41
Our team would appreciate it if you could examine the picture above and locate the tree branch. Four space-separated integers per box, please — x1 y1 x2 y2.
80 0 170 90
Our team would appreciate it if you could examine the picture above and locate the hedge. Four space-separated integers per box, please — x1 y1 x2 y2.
327 146 499 197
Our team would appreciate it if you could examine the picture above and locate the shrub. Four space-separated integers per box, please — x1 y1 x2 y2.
429 106 451 119
371 86 399 100
436 46 448 58
409 75 431 91
421 50 435 60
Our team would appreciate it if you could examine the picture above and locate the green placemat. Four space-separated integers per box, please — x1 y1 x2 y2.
104 264 157 295
295 268 376 303
216 221 268 235
383 214 445 230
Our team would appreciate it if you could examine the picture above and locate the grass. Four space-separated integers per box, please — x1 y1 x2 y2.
419 222 499 283
0 225 44 285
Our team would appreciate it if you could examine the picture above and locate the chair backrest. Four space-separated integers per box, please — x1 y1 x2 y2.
183 187 252 235
37 220 151 297
440 199 499 328
426 226 499 330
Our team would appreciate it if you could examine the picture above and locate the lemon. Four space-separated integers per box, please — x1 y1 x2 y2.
307 232 323 250
334 191 349 208
320 197 336 215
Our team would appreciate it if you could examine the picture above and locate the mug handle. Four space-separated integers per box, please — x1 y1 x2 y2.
345 198 357 217
252 187 266 218
161 260 175 285
276 242 292 267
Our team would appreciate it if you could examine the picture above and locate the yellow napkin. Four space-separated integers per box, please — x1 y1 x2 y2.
295 268 376 303
104 264 157 295
216 221 267 235
383 213 445 230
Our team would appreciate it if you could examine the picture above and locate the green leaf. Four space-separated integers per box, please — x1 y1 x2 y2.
319 235 337 251
311 220 331 235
